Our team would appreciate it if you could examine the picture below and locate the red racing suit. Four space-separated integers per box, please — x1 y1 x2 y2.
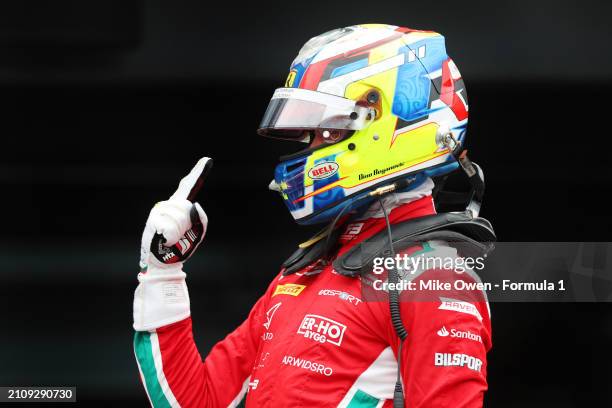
133 196 492 407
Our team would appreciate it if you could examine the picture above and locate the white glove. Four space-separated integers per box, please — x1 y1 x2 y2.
133 158 211 331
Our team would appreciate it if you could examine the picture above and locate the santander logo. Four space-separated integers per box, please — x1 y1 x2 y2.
437 326 450 337
437 326 482 343
308 162 339 180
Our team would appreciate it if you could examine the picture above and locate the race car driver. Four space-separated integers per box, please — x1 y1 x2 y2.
133 24 494 407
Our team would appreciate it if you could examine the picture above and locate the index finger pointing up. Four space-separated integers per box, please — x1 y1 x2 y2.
170 157 214 201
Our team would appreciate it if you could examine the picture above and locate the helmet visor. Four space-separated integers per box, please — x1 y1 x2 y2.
258 88 374 140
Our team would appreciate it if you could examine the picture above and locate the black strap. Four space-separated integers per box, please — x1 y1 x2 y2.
333 211 496 277
455 151 485 217
282 227 343 275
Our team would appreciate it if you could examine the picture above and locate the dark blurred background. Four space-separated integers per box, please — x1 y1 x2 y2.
0 0 611 406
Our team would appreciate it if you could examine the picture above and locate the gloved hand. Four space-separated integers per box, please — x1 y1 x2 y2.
139 199 207 271
134 157 211 331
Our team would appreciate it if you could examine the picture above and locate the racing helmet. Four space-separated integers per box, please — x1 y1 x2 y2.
258 24 470 225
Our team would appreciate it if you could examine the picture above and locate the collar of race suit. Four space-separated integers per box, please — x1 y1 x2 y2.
336 192 437 255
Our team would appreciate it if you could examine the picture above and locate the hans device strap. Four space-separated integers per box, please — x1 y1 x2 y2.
333 211 496 277
282 227 342 275
282 211 495 276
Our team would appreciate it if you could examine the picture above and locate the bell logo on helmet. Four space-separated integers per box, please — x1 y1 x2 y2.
308 162 339 180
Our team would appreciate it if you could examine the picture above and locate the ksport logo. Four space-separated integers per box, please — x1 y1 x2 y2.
297 314 346 346
308 161 339 180
318 289 361 306
437 326 482 343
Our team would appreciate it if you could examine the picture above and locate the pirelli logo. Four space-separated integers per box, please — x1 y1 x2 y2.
273 284 306 297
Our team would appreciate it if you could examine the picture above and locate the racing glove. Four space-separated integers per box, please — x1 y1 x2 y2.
133 158 211 331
